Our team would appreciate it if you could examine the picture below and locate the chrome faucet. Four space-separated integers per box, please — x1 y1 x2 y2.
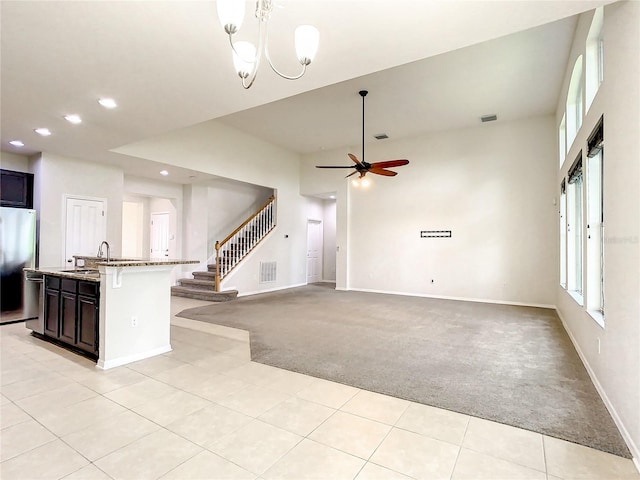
97 241 111 262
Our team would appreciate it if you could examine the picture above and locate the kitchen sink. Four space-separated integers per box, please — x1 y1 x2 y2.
61 269 100 275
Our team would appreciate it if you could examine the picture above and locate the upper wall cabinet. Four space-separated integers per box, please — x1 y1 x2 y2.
0 169 34 209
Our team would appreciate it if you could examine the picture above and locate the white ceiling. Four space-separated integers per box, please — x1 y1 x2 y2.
0 1 613 183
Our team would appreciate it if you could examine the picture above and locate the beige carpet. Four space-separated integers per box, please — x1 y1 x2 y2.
178 284 630 458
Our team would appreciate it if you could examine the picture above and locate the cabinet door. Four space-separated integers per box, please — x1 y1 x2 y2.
59 292 77 345
0 169 34 208
44 288 60 338
77 295 98 354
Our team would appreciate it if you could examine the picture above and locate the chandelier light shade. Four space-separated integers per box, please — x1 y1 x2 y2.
232 41 257 78
216 0 319 89
216 0 245 34
295 25 320 65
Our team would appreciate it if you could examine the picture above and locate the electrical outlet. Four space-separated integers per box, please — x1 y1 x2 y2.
131 316 138 328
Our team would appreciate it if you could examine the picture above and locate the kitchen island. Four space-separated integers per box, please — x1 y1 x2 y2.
26 258 198 369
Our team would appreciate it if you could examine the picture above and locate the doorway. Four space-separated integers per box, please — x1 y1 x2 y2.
64 196 106 267
150 212 169 259
306 219 323 284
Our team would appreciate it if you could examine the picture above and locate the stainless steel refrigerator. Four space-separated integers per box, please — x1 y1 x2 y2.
0 207 37 323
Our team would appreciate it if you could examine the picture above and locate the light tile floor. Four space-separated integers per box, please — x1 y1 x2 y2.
1 296 639 480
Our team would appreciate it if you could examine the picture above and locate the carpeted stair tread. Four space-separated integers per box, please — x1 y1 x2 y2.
171 286 238 302
192 271 216 280
176 278 216 290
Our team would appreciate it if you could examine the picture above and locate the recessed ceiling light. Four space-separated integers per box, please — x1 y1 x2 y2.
98 98 117 109
9 140 24 147
34 128 52 136
329 195 335 199
159 170 169 176
64 114 82 124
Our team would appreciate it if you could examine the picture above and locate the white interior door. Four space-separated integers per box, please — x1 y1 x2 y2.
150 212 169 259
307 219 323 284
65 197 106 267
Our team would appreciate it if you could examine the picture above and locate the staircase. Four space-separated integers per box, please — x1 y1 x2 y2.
171 195 276 302
171 264 238 302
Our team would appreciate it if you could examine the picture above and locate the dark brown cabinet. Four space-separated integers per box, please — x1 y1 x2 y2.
60 292 77 344
43 275 99 357
0 169 34 209
44 280 60 337
76 281 99 354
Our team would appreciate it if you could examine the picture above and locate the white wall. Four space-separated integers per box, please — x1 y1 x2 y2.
300 148 351 289
207 179 273 253
182 184 209 275
33 153 123 267
122 193 151 257
323 199 337 281
302 116 557 306
114 120 316 294
124 175 185 277
0 152 30 172
556 2 640 463
122 201 144 257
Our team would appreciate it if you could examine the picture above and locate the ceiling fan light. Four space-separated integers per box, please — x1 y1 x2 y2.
361 177 371 187
217 0 245 34
232 41 256 78
295 25 319 65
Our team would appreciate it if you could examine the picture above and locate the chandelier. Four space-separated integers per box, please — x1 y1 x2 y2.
216 0 320 89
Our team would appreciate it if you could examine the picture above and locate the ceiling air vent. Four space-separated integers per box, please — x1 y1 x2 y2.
373 133 389 140
480 114 498 123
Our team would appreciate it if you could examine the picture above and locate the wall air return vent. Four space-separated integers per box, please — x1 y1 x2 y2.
260 261 277 283
480 114 498 123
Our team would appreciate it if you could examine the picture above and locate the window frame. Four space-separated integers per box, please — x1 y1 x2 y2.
567 154 584 304
586 117 605 325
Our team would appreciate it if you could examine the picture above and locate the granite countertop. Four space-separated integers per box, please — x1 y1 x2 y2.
98 259 199 267
24 267 101 282
25 259 198 282
73 256 198 268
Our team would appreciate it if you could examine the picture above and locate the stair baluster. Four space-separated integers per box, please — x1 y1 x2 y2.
214 195 276 292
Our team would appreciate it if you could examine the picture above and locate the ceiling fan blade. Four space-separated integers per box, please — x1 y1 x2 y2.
316 165 356 169
370 159 409 169
369 167 398 177
345 170 360 178
348 153 364 166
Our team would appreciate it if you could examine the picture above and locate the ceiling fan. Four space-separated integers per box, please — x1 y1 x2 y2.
316 90 409 179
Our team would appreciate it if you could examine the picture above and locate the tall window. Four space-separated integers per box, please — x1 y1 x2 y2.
586 118 604 320
560 180 567 288
586 7 604 111
567 155 583 301
566 56 584 149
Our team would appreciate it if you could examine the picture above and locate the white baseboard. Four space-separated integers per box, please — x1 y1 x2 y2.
555 308 639 469
348 287 555 310
237 282 307 298
97 344 172 370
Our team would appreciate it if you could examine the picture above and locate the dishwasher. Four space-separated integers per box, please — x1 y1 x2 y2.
24 271 44 334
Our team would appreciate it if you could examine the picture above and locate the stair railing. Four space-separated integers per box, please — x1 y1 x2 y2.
214 195 276 291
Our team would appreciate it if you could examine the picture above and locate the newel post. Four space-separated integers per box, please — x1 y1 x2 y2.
214 240 221 292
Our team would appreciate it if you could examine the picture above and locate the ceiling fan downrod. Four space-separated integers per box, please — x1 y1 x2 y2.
314 89 409 179
359 90 368 165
